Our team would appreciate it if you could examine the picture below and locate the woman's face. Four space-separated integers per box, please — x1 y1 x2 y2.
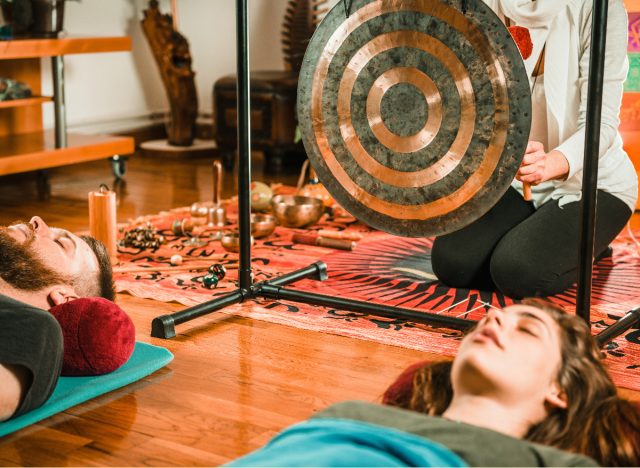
452 304 565 411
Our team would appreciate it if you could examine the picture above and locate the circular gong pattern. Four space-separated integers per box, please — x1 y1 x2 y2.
368 68 442 153
378 82 429 137
297 0 531 237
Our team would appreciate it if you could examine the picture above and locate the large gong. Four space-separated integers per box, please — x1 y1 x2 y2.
297 0 531 237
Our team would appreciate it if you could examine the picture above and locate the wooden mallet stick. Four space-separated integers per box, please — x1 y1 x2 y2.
316 229 363 241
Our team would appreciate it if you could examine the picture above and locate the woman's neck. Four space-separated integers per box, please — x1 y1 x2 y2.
442 394 532 438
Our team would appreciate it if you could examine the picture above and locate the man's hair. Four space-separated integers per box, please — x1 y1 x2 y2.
80 235 115 301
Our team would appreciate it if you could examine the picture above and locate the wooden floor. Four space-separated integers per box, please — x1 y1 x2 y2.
0 152 441 466
0 152 638 466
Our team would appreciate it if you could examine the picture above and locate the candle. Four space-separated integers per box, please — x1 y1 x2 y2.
88 184 118 263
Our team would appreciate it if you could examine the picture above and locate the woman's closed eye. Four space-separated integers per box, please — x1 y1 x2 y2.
518 326 538 337
517 319 543 338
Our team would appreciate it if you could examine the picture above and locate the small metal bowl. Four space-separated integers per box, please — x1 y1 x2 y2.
220 232 254 252
251 213 277 238
270 195 325 228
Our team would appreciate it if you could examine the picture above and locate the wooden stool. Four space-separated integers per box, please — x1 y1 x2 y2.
213 70 305 172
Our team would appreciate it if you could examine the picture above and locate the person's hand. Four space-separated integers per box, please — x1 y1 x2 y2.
516 141 570 185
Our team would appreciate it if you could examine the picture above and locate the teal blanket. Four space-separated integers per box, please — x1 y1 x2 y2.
0 341 173 437
228 418 468 467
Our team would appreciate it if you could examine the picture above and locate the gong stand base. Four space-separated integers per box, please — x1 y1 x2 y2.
151 257 640 348
595 308 640 347
151 261 475 339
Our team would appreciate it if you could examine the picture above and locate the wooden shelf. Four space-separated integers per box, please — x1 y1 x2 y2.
0 96 53 108
0 36 134 178
0 131 134 176
0 36 132 59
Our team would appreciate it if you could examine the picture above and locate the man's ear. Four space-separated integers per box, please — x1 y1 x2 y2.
545 382 568 410
47 286 80 307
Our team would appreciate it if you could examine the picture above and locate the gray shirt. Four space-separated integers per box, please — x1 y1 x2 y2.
0 293 63 417
314 401 598 467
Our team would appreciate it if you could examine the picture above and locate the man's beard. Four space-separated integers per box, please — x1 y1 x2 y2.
0 223 69 291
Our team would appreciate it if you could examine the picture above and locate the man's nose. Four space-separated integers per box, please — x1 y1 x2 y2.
29 216 51 236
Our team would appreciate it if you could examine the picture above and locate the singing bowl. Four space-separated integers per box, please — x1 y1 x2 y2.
251 213 277 238
221 232 254 252
270 195 324 228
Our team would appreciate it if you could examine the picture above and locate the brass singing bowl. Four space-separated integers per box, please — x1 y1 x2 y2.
251 213 277 238
270 195 325 228
221 232 254 252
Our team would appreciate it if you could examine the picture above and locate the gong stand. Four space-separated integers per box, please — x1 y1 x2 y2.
151 0 475 339
151 0 640 343
578 0 640 346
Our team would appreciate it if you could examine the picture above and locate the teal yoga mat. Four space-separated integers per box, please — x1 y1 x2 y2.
0 342 173 438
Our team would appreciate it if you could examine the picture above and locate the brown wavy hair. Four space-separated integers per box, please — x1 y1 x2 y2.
384 298 640 466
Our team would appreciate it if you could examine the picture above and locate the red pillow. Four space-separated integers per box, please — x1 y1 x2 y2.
49 297 135 376
382 360 432 407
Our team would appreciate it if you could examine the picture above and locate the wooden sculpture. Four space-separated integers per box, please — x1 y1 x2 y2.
141 0 197 146
281 0 329 73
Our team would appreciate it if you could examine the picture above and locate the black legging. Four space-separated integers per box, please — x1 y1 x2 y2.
431 188 632 298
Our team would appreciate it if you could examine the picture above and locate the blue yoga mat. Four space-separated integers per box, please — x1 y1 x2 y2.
0 341 173 438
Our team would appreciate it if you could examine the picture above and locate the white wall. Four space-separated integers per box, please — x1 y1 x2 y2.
40 0 293 130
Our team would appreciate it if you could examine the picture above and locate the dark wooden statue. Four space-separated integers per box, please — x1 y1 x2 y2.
141 0 198 146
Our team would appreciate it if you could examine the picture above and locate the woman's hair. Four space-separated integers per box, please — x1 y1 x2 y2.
383 298 640 466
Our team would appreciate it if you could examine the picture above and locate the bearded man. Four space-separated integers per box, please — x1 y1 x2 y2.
0 217 114 421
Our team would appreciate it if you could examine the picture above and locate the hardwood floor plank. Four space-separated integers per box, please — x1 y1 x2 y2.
0 425 92 465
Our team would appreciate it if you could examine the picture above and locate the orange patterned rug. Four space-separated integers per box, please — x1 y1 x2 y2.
114 195 640 391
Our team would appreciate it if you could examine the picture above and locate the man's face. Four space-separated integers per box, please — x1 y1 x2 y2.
0 217 99 292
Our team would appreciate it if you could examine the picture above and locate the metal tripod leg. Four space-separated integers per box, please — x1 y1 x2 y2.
258 283 474 331
150 262 328 339
596 308 640 348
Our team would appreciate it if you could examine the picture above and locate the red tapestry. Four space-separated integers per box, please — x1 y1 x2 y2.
114 197 640 391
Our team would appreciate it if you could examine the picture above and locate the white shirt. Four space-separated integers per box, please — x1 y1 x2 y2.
489 0 638 211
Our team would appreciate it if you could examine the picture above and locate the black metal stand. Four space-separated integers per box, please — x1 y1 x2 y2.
152 0 640 345
578 0 640 344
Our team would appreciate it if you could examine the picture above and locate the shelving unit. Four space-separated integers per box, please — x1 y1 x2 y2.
0 36 135 178
0 96 52 109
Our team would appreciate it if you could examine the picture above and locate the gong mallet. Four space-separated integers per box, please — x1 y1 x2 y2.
292 233 356 251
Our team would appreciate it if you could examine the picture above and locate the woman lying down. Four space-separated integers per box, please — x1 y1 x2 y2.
229 299 640 467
